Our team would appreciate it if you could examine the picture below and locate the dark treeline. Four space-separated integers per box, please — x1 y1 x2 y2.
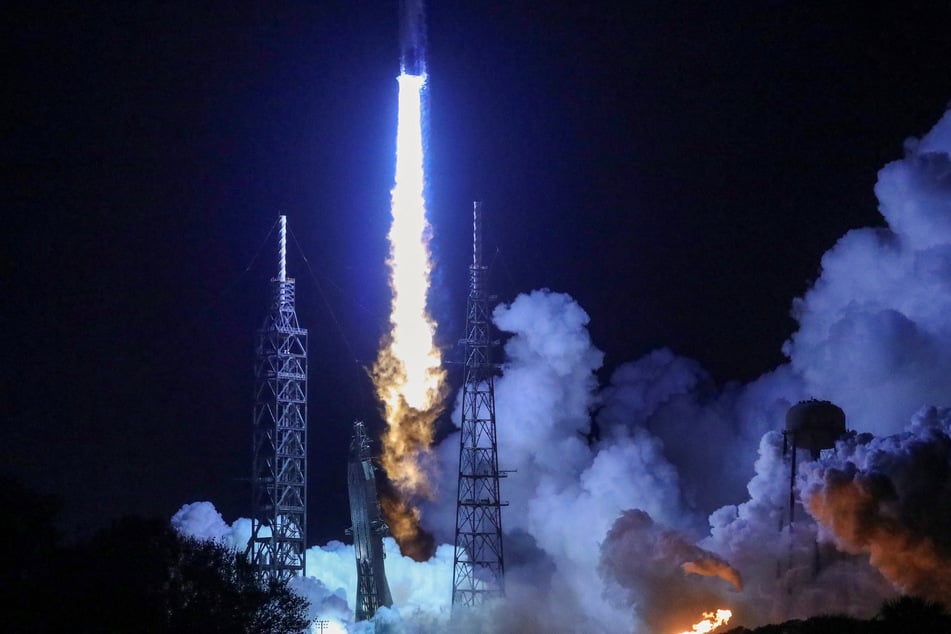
3 475 309 634
725 596 951 634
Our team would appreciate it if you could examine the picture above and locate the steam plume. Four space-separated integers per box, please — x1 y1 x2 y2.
783 109 951 435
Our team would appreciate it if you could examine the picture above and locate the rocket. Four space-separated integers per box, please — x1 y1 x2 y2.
399 0 427 76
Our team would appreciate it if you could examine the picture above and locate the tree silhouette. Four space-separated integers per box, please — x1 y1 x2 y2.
34 515 308 633
876 595 951 634
2 474 61 633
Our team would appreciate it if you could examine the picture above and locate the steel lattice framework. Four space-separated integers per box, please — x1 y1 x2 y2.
452 202 506 607
347 420 393 622
248 216 308 581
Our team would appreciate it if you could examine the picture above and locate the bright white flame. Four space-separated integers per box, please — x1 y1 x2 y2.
380 72 442 413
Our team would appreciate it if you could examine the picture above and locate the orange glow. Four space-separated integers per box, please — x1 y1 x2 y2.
675 609 733 634
380 494 435 561
681 559 743 591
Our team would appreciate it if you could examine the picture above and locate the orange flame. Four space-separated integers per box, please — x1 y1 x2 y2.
373 345 446 497
675 609 732 634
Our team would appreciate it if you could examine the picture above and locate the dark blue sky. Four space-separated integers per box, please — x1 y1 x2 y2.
5 1 950 544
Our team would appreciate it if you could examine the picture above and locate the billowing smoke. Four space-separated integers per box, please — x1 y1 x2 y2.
430 107 951 630
801 406 951 605
175 108 951 631
174 501 454 632
783 109 951 435
599 509 741 633
702 432 895 624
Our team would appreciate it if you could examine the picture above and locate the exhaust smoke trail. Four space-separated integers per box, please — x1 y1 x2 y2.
372 71 446 560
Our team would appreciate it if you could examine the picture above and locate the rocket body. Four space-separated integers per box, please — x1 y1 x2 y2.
399 0 427 76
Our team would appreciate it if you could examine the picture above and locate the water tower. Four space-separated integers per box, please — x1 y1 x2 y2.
780 399 846 576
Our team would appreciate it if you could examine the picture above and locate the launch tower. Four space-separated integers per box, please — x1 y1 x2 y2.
347 420 394 621
247 215 308 581
452 202 506 607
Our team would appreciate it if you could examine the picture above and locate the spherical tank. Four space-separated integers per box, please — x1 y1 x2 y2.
785 400 846 458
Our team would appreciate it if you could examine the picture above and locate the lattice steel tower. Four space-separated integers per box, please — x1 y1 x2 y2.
247 215 308 581
452 201 506 607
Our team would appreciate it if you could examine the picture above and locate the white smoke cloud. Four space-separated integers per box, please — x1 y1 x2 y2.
174 505 455 632
419 290 605 550
171 501 231 541
784 108 951 435
171 500 252 550
432 107 951 630
598 350 804 520
173 107 951 632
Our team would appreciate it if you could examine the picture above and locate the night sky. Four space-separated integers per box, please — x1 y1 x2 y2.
5 1 950 546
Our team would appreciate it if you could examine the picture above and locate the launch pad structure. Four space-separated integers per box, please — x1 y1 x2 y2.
452 202 507 607
247 216 308 581
347 420 394 621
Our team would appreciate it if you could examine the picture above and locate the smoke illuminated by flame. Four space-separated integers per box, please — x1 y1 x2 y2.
380 493 436 561
372 72 446 557
675 609 733 634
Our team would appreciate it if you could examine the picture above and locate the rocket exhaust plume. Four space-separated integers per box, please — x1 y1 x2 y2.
372 35 446 559
399 0 426 77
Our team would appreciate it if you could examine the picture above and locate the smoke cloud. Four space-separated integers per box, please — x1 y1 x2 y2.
599 509 742 633
174 501 454 632
174 107 951 631
783 109 951 435
801 406 951 605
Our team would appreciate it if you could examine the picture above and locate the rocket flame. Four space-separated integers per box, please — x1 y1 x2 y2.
675 609 733 634
372 72 446 557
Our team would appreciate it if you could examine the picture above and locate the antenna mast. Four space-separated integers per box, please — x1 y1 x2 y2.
247 214 309 581
452 201 506 607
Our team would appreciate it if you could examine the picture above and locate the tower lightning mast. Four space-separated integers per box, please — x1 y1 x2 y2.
247 215 308 581
452 202 506 607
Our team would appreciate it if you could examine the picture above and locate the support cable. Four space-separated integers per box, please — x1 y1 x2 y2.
287 226 378 407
